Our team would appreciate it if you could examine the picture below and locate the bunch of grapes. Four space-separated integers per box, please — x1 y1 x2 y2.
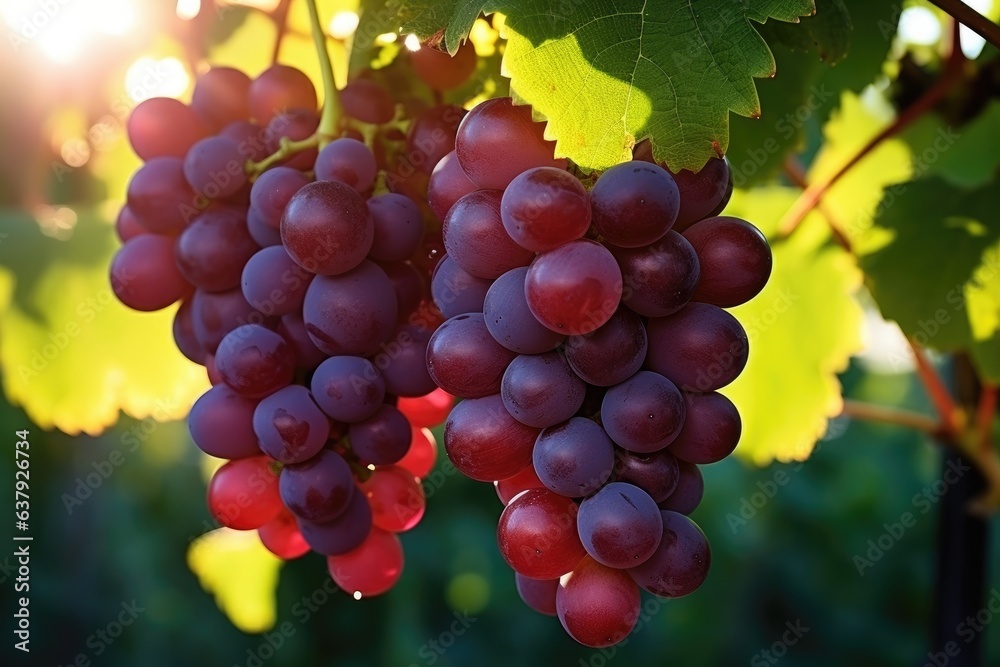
108 60 466 598
427 97 772 647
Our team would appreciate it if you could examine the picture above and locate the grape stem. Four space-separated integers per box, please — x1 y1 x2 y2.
910 340 964 441
304 0 341 149
776 20 966 239
929 0 1000 50
841 400 940 435
270 0 292 65
246 135 320 177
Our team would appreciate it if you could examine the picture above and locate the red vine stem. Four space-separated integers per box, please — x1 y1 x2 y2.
271 0 293 65
910 341 964 440
975 383 997 454
929 0 1000 51
776 21 966 239
841 400 939 434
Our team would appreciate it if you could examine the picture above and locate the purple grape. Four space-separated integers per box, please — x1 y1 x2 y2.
250 166 310 229
381 261 426 319
533 418 614 497
219 120 270 162
556 556 639 648
279 449 355 522
426 313 516 398
126 157 195 235
524 239 622 336
515 573 558 616
683 216 772 307
669 392 742 464
115 206 143 242
267 108 319 170
483 267 565 354
297 491 373 556
601 371 685 453
302 260 397 356
192 67 251 130
645 302 749 391
590 161 679 248
501 352 586 428
377 325 436 397
455 97 565 190
348 404 411 465
311 356 386 423
339 79 394 124
241 246 313 317
281 180 374 275
500 167 590 252
173 299 203 363
577 482 663 568
614 231 700 317
428 150 476 223
253 385 330 463
657 461 704 515
497 488 585 579
278 312 327 370
127 97 207 161
191 288 270 353
314 138 377 193
183 136 247 199
249 64 318 125
612 448 680 503
366 193 424 262
407 104 466 174
188 385 261 459
214 324 295 398
444 395 539 482
247 208 282 246
563 308 647 386
442 190 534 279
175 206 259 292
627 511 710 597
430 254 492 318
110 235 191 312
668 158 733 231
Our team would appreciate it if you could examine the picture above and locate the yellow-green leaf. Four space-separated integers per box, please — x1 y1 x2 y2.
187 528 283 633
721 187 864 465
0 210 207 435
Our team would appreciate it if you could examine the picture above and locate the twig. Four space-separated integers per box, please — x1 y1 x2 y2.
304 0 342 148
910 341 964 440
777 21 966 239
270 0 292 65
929 0 1000 51
246 135 320 177
841 400 940 434
781 158 853 252
975 383 997 454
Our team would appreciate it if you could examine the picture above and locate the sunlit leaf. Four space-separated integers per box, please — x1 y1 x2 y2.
722 187 864 464
401 0 817 171
187 528 283 633
0 209 207 435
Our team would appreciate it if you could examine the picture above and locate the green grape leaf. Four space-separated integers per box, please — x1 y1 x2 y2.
187 528 283 633
806 91 913 251
721 187 864 465
860 177 1000 382
0 209 207 435
758 0 851 63
728 0 898 185
903 101 1000 190
400 0 817 171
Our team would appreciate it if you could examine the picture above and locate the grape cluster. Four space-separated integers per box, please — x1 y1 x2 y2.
429 98 772 647
109 61 466 598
